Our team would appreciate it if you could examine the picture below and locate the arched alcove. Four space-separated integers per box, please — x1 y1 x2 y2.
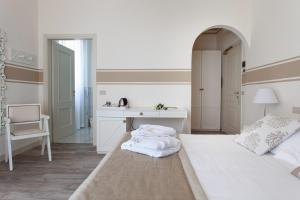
191 26 245 134
192 25 249 50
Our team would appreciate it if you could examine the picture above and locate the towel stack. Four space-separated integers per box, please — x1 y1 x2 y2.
121 124 181 158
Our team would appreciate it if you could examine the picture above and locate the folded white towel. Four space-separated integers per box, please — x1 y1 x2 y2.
131 129 174 138
121 140 181 158
131 135 180 150
131 124 177 137
122 125 180 157
139 124 176 136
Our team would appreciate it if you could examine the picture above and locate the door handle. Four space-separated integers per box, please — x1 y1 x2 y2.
73 90 75 96
234 91 240 105
199 88 204 91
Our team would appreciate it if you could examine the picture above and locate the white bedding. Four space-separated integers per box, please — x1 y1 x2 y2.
180 134 300 200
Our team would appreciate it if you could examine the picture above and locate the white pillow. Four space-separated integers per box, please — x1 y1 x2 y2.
235 115 300 155
271 130 300 166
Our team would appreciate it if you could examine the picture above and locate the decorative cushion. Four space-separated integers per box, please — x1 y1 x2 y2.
272 130 300 166
235 115 300 155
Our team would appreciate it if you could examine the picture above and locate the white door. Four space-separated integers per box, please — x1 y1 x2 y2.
222 44 241 134
192 51 221 131
52 41 76 142
191 51 202 130
201 51 221 130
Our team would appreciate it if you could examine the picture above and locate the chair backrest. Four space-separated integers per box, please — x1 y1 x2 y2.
6 104 41 124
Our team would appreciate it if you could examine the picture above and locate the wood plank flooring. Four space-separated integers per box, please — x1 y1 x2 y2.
0 143 104 200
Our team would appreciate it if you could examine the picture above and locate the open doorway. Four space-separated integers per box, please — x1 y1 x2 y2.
191 28 243 134
49 39 93 143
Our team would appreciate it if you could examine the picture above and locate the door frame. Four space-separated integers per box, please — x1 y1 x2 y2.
43 34 97 145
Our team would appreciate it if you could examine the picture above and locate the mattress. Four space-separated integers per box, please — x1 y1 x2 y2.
180 134 300 200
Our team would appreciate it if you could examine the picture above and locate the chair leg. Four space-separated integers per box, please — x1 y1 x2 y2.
41 136 46 155
47 135 52 162
7 138 13 171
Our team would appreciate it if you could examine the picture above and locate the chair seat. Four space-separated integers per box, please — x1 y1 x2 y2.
11 128 46 136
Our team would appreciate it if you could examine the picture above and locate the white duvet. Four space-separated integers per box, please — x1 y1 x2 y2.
180 134 300 200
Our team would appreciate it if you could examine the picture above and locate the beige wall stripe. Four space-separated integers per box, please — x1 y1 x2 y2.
5 65 43 83
97 70 191 83
243 58 300 84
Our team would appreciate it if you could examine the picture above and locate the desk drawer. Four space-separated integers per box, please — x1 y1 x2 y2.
124 110 159 118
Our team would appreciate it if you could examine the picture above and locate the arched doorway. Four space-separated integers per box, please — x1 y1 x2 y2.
191 27 246 134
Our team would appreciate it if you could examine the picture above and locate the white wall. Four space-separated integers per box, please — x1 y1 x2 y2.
0 0 39 160
38 0 252 68
243 0 300 126
247 0 300 68
0 0 38 56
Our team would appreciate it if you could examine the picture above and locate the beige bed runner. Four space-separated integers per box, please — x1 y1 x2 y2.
70 134 199 200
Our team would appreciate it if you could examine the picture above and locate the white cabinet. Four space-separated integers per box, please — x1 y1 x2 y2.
96 107 188 153
97 117 126 153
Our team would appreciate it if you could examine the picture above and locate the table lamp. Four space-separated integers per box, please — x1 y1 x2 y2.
253 88 279 116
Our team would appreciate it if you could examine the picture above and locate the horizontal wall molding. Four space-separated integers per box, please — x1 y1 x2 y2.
96 69 191 84
242 57 300 85
5 63 44 84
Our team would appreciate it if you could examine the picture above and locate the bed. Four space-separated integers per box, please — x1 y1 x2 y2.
70 133 300 200
180 134 300 200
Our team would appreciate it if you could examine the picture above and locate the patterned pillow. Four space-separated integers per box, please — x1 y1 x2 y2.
235 115 300 155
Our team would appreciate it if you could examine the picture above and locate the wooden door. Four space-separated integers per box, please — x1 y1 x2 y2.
222 44 241 134
52 41 76 142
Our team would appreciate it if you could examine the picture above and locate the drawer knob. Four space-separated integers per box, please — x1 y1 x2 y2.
140 112 143 116
123 120 126 123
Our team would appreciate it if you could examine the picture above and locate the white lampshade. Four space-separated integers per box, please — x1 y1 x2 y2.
253 88 279 104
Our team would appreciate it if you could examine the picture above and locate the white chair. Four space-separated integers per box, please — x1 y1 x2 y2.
4 104 52 171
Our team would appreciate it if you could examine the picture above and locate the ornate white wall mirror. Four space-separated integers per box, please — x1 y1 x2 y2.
0 28 7 135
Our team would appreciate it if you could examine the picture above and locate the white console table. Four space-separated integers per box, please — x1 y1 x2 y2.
96 107 187 153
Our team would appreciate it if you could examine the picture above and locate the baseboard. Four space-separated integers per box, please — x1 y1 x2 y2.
0 140 40 162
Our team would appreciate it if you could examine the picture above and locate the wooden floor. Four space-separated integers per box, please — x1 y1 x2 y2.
0 143 104 200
